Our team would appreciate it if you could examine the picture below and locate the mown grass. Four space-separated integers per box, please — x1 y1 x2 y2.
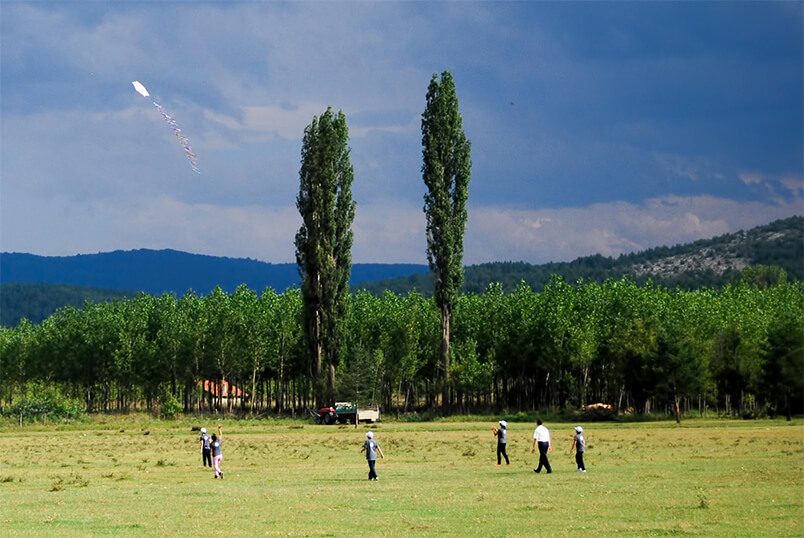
1 418 801 536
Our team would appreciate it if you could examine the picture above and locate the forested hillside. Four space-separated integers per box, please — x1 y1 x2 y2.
0 251 427 326
359 216 803 295
0 284 133 327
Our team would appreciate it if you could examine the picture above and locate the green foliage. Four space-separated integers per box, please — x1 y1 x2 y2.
422 70 472 310
0 283 130 328
733 264 787 289
451 338 493 396
159 388 182 420
1 276 802 420
4 385 85 424
760 302 804 418
295 107 356 406
421 71 472 409
336 346 381 404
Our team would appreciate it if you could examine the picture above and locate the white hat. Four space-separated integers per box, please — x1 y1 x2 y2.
366 431 374 439
200 427 207 434
499 420 507 428
574 426 583 433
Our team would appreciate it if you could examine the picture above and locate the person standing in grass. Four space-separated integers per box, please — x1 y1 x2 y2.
571 426 586 472
492 420 510 465
360 431 384 480
531 419 552 474
199 427 212 468
211 424 224 479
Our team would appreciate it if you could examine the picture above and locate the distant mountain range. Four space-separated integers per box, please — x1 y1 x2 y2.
1 216 801 327
0 248 428 295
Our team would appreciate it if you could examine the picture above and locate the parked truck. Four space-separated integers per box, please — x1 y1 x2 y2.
317 402 380 425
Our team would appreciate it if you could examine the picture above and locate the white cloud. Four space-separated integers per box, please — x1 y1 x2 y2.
653 152 713 182
739 172 765 185
780 174 804 196
3 178 800 267
739 171 804 199
206 104 329 140
130 198 302 260
352 201 427 264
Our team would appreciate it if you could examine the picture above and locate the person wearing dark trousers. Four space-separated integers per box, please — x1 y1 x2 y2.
492 420 510 465
571 426 586 472
199 427 212 468
360 431 384 480
531 419 552 474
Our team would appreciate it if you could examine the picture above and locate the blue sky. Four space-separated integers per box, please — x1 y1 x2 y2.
2 1 802 265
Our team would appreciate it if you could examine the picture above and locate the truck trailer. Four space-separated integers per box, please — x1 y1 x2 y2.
317 402 380 425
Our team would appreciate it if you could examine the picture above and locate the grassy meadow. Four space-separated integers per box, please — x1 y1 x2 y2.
1 417 802 536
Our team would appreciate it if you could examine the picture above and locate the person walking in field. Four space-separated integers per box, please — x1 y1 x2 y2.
531 419 552 474
199 427 212 468
211 424 224 479
360 431 384 481
492 420 510 465
571 426 586 472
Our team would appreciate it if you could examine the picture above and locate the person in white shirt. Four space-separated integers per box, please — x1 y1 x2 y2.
531 419 552 473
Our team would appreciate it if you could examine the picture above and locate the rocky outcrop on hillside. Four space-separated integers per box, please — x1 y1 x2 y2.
630 222 801 279
631 248 749 278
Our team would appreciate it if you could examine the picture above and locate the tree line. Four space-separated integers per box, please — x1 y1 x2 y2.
2 276 802 420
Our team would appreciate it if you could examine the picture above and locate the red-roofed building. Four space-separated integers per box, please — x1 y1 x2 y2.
199 380 249 406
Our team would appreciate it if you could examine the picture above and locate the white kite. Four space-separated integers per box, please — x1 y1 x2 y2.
132 80 200 173
132 80 150 98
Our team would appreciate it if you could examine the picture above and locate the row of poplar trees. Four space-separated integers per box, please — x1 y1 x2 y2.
296 71 470 410
2 276 802 418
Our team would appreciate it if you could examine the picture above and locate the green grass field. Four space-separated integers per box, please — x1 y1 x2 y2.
1 417 802 536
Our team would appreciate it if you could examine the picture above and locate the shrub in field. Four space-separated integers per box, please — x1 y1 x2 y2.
159 391 182 419
4 389 85 425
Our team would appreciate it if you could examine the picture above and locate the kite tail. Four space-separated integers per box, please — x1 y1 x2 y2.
152 101 200 173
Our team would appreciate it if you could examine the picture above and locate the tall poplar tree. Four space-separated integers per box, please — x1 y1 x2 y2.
421 71 472 411
295 107 356 407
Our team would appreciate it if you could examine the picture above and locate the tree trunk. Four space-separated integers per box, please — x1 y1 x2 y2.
581 366 590 407
312 306 323 407
250 367 257 416
441 304 451 414
328 360 336 405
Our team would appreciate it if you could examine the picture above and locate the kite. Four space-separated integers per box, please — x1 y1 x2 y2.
132 80 200 173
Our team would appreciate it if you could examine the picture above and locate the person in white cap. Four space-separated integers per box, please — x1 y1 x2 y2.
492 420 510 465
360 431 385 480
571 426 586 472
199 427 212 468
